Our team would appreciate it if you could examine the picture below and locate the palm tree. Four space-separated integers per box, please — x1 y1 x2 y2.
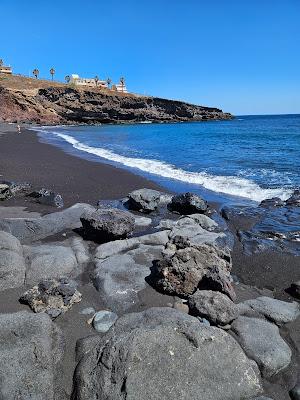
94 75 99 87
50 68 55 81
120 77 125 92
106 78 112 89
32 69 39 79
65 75 70 83
0 59 3 67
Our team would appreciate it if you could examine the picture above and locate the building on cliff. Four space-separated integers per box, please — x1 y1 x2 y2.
69 74 108 88
0 59 12 75
112 78 128 93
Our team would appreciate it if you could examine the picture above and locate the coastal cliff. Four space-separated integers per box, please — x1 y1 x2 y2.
0 79 232 125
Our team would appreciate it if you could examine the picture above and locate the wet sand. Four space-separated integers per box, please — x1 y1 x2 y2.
0 127 164 211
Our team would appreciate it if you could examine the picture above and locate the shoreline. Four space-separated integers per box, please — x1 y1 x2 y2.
0 126 166 211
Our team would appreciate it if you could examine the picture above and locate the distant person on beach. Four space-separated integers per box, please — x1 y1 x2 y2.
17 124 21 134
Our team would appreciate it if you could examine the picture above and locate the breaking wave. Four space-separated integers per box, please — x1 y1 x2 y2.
38 129 293 202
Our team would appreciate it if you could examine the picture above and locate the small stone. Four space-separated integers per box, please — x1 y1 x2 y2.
92 310 118 333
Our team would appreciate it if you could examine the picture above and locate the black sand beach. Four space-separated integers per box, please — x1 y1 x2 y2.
0 124 299 400
0 128 163 210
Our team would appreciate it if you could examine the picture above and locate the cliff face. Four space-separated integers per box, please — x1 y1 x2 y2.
0 85 232 125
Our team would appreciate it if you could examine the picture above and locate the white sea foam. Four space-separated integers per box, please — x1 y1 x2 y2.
36 129 293 202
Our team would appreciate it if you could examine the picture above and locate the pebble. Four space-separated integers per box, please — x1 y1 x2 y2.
92 310 118 333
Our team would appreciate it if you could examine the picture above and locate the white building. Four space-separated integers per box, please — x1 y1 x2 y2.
0 64 12 75
69 74 108 88
113 82 128 93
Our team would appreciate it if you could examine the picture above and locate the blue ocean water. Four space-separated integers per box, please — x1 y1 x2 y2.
34 114 300 205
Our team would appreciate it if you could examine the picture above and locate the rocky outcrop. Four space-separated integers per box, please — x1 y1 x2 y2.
0 85 233 124
73 307 262 400
0 311 64 399
0 231 26 290
93 231 169 312
0 203 95 243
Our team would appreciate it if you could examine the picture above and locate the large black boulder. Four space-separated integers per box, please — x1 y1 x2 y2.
80 208 135 242
72 307 262 400
127 188 162 213
168 192 208 214
286 190 300 207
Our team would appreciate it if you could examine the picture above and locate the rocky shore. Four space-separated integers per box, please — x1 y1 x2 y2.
0 81 232 124
0 128 299 399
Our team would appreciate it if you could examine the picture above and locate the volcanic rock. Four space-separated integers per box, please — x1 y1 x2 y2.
0 84 233 125
28 188 64 208
0 183 11 200
241 296 300 324
0 203 95 243
81 208 135 242
0 230 26 291
188 290 238 325
0 311 64 399
127 188 163 212
20 278 82 318
72 307 262 400
168 192 208 214
92 310 118 333
286 190 300 206
259 197 285 208
231 316 292 378
23 242 81 285
152 242 235 300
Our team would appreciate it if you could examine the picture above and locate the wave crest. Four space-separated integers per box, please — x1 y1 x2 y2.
38 130 293 202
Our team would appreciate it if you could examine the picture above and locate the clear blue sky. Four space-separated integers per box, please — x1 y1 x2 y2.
1 0 299 115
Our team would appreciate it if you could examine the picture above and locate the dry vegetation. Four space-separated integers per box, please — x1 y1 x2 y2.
0 74 140 98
